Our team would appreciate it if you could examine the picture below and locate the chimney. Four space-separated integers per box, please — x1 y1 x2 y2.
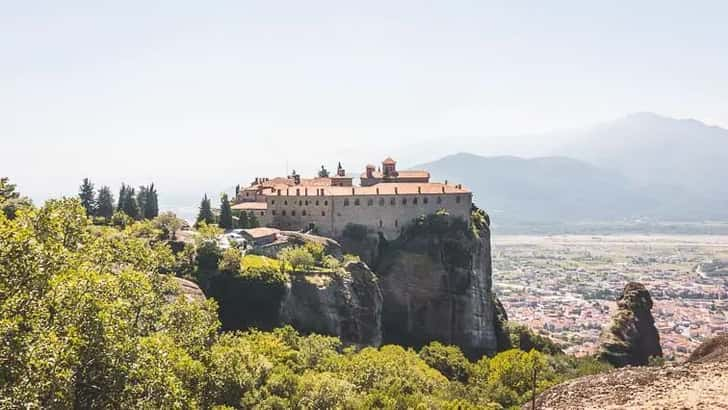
352 188 355 195
418 186 421 194
395 187 398 194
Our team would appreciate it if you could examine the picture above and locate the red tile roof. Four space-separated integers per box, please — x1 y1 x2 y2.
231 202 268 210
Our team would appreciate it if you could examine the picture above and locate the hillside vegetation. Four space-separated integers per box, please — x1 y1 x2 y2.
0 195 612 409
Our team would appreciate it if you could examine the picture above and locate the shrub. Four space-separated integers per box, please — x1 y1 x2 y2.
419 342 472 383
278 246 315 271
321 255 341 271
218 248 243 274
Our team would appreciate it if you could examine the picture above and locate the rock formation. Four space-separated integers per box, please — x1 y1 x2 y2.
280 261 383 346
598 282 662 367
352 209 503 358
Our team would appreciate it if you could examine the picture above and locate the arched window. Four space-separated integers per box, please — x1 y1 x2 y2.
284 200 288 205
413 197 418 205
260 211 264 216
437 196 442 204
272 210 277 216
292 210 296 216
402 198 407 205
282 210 286 216
324 200 329 206
302 210 307 216
321 211 326 216
305 200 309 206
379 220 383 227
299 200 303 206
316 200 320 206
354 198 360 206
379 198 385 206
368 199 374 206
271 199 276 205
344 199 350 206
394 219 398 227
423 197 429 204
456 196 461 204
390 198 396 205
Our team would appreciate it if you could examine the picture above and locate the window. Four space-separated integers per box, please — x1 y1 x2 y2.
437 196 442 204
344 199 350 206
299 200 303 206
292 210 296 216
260 211 264 216
272 210 277 216
395 219 398 227
423 197 429 204
284 200 288 205
354 198 360 206
390 198 396 205
324 200 329 206
379 198 385 206
302 210 307 216
456 196 461 204
271 200 276 205
282 210 286 216
368 199 374 206
321 211 326 216
316 200 320 206
379 220 383 227
413 197 418 205
305 200 309 206
402 198 407 205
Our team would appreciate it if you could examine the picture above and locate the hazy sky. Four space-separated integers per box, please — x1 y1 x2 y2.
3 1 728 204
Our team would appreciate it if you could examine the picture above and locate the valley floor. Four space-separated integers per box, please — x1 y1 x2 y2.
492 234 728 360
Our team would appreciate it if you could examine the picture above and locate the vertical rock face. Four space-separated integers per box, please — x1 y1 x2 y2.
373 215 500 358
279 261 383 346
599 282 663 367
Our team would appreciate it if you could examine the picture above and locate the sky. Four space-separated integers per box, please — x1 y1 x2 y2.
3 0 728 206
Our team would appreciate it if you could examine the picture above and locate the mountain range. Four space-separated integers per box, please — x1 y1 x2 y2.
417 113 728 231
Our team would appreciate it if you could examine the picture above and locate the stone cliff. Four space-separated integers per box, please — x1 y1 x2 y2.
344 208 505 358
598 282 663 367
279 261 383 346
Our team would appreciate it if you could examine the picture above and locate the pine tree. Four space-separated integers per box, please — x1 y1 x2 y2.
195 194 215 227
78 178 96 216
218 194 233 230
96 186 115 219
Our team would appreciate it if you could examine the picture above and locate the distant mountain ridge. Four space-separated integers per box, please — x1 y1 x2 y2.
416 113 728 229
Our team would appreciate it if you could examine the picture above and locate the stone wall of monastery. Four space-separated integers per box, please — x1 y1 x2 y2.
262 192 472 239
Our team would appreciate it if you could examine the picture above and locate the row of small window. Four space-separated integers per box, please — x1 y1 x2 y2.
271 199 329 206
269 196 460 207
272 210 325 217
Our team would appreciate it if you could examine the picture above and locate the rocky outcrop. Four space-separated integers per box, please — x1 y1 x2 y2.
279 261 383 346
534 339 728 410
173 277 206 301
370 211 500 358
598 282 662 367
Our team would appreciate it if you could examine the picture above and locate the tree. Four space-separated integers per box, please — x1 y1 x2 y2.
153 212 183 240
0 177 32 219
95 186 115 219
237 211 250 229
123 187 141 220
137 184 159 219
219 194 233 230
78 178 96 216
278 246 315 271
196 194 215 227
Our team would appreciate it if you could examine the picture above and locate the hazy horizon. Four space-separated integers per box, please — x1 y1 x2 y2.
4 1 728 206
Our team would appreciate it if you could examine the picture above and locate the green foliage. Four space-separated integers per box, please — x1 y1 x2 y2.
218 247 243 274
322 254 342 270
278 246 315 271
506 322 564 355
196 193 215 227
78 177 96 216
0 177 32 219
419 341 472 383
0 197 613 409
95 185 115 220
117 183 141 220
303 241 325 263
136 183 159 219
110 210 134 228
219 193 234 230
196 221 223 242
153 211 184 240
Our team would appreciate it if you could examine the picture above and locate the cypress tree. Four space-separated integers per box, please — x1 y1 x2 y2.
78 178 96 216
123 187 141 220
196 194 215 227
117 184 128 212
219 194 233 230
136 186 148 218
145 183 158 219
96 186 115 219
238 211 250 229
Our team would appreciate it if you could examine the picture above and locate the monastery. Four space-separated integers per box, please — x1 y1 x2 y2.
232 158 472 239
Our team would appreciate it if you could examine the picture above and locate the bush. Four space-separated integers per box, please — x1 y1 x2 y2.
218 248 242 274
419 342 472 383
278 246 315 271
